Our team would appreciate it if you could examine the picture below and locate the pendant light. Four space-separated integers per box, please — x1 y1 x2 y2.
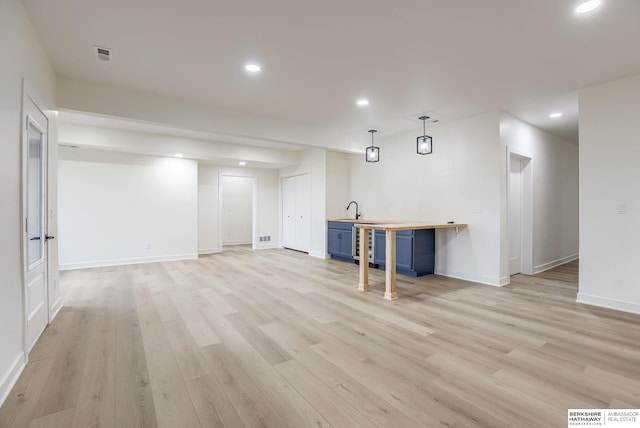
366 129 379 162
417 116 433 155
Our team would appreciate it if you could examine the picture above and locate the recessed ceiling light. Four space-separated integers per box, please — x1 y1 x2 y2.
356 98 370 107
245 64 261 73
575 0 602 14
175 153 184 158
549 112 563 119
238 161 246 166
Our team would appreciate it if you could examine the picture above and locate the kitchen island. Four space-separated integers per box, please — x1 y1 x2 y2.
354 222 467 300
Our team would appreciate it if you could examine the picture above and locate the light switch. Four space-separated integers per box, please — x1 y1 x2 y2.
616 204 626 214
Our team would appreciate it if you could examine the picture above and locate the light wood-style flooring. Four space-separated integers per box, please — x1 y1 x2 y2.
1 247 639 427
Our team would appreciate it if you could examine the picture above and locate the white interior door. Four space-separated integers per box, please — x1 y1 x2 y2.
282 176 296 249
509 157 523 276
23 96 49 352
294 174 310 252
282 174 310 252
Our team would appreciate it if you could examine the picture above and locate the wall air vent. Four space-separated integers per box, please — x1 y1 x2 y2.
93 45 112 62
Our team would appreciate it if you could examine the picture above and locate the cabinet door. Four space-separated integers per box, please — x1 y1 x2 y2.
339 230 353 258
374 231 386 265
396 234 414 270
328 229 342 255
375 230 413 271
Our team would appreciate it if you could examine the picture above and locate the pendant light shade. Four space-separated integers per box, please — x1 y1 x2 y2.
417 116 433 155
366 129 379 162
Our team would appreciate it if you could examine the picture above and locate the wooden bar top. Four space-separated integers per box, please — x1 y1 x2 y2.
328 218 397 224
353 222 467 231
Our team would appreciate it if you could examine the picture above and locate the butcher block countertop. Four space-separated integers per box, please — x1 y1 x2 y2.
354 222 467 231
328 218 396 224
329 219 467 230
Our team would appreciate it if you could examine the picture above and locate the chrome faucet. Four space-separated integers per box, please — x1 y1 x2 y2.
346 201 360 219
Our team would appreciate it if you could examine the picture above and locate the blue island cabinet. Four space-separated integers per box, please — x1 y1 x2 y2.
374 229 435 277
327 221 354 262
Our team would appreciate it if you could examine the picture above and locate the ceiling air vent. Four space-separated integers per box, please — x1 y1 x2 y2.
93 45 112 62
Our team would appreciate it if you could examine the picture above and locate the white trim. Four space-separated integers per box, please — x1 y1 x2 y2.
222 240 252 246
435 268 507 287
309 250 329 259
0 353 26 408
49 296 63 321
576 293 640 316
255 243 279 250
533 254 579 274
198 248 221 255
59 253 198 270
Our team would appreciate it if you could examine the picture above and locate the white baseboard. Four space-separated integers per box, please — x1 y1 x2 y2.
435 268 506 287
198 248 221 255
0 352 26 408
49 296 63 321
222 240 252 246
255 243 279 250
59 253 199 270
576 293 640 315
534 253 579 274
309 250 329 259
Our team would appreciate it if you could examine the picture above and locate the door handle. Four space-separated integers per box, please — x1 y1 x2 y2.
30 236 41 241
45 235 55 241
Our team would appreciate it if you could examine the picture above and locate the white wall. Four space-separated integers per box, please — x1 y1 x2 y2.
350 112 504 285
279 148 327 258
58 149 198 269
578 73 640 314
0 0 56 406
198 164 279 254
499 113 579 277
198 165 220 253
326 151 352 220
221 176 253 245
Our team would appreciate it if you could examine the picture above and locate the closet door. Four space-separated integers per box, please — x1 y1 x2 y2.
282 174 310 252
282 176 297 249
294 174 310 252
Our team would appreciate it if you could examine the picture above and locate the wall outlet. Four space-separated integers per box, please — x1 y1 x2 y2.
259 235 271 242
145 242 151 250
616 204 626 214
472 204 481 213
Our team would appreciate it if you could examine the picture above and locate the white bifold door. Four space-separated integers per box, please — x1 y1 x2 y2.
23 94 50 352
282 174 310 253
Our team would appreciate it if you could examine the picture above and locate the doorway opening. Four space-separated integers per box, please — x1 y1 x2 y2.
508 149 533 277
219 174 256 252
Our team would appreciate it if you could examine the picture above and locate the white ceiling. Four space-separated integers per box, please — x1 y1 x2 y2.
22 0 640 150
